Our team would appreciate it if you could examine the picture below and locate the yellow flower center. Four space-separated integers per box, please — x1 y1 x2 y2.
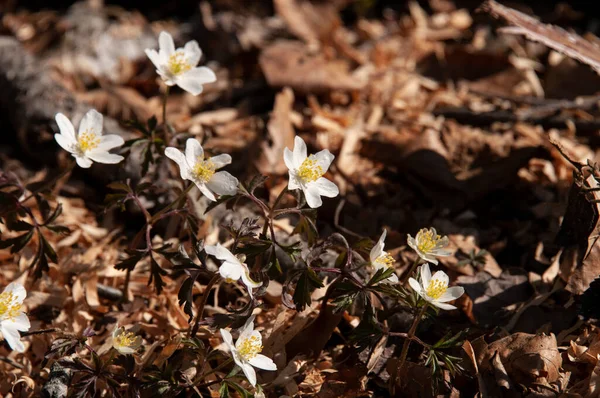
77 130 100 152
425 279 448 300
115 330 138 349
417 229 443 254
0 291 22 320
375 252 395 268
298 157 324 183
191 158 216 183
237 335 262 361
168 51 192 76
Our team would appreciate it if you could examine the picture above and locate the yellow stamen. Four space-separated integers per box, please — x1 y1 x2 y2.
114 330 138 349
298 157 324 183
417 229 443 254
192 158 216 183
77 130 100 152
425 279 448 300
375 252 395 268
0 291 22 320
237 335 262 361
168 51 192 76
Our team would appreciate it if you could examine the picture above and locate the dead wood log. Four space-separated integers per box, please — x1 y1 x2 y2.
0 36 140 183
41 360 73 398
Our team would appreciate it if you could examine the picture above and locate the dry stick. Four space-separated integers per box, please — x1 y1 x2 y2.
390 304 428 394
190 274 221 338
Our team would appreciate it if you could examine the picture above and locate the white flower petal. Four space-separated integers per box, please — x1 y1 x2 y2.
240 362 257 386
423 254 439 265
209 154 232 169
86 151 124 164
406 235 418 253
75 156 93 168
54 133 74 153
311 177 339 198
205 244 241 265
176 67 216 96
303 186 322 208
408 277 422 294
8 313 31 331
185 138 204 166
97 135 124 151
206 171 239 196
218 261 243 281
158 31 175 56
292 136 307 168
55 113 76 141
249 354 277 371
3 282 26 302
196 182 216 201
431 301 456 310
283 147 294 171
78 109 103 136
240 267 262 297
420 263 431 288
387 273 399 283
0 324 25 352
287 172 301 190
184 40 202 66
145 49 161 69
237 330 261 349
370 230 387 263
436 286 464 302
220 328 235 350
313 149 335 172
238 316 256 339
430 271 449 286
165 147 191 180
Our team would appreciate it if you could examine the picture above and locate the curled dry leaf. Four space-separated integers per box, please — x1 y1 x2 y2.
474 332 562 387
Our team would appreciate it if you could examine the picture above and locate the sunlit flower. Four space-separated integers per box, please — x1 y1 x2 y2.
284 136 339 208
112 326 142 355
220 316 277 386
0 282 30 352
407 228 451 265
369 230 399 283
54 109 124 168
165 138 239 201
145 31 217 96
408 263 464 310
205 244 262 298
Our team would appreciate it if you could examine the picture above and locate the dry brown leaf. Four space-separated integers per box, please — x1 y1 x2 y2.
260 40 366 93
257 87 296 175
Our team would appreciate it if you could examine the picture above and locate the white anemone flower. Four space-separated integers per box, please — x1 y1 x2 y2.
0 282 30 352
220 316 277 386
408 263 464 310
112 326 142 355
54 110 124 168
284 136 339 208
369 230 399 284
165 138 239 201
205 244 262 298
145 31 217 95
407 228 452 265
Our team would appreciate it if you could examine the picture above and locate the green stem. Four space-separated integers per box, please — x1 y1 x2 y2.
391 304 428 393
190 274 220 338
